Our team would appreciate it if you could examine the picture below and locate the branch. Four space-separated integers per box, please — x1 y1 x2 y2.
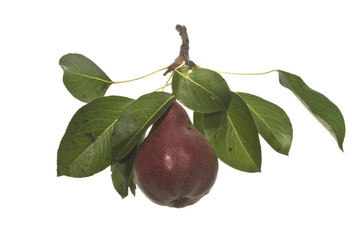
164 25 196 76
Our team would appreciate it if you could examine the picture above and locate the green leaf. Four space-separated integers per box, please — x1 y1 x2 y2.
236 92 293 155
204 92 262 172
129 169 136 196
57 96 133 177
112 92 175 160
172 66 231 113
278 70 346 150
111 134 145 198
111 145 138 199
193 112 205 135
60 53 113 102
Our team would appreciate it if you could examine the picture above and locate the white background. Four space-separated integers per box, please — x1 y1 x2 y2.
1 0 359 239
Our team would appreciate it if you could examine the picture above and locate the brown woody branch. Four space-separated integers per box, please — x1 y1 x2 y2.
163 25 196 76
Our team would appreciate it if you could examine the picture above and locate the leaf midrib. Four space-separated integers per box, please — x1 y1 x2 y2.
280 71 344 150
237 95 286 151
60 118 117 175
175 69 226 109
226 113 259 171
118 95 175 156
64 68 113 84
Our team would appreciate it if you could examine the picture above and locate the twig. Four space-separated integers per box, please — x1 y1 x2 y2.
164 25 196 76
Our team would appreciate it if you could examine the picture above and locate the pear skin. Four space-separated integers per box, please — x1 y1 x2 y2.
133 101 218 208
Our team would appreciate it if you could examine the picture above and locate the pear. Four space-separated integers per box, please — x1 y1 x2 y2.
133 101 218 208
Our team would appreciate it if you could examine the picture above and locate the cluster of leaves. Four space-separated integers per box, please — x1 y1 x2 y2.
57 53 346 198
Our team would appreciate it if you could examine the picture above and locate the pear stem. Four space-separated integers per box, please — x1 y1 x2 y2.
164 25 196 76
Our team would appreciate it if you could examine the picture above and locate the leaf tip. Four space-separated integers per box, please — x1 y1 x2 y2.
282 149 290 156
247 165 262 173
339 143 344 152
120 194 128 200
251 167 261 173
130 189 136 197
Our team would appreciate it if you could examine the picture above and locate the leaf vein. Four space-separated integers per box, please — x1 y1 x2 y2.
175 69 225 108
67 70 113 84
118 95 175 156
226 113 258 169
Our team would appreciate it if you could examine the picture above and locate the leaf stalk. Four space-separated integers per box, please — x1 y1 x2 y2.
112 67 168 84
216 69 279 76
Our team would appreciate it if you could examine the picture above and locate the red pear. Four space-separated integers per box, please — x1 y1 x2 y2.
133 101 218 208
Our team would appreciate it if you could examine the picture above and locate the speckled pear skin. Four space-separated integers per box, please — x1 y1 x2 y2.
133 101 218 208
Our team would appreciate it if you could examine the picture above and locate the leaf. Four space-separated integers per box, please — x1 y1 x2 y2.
172 66 231 113
57 96 134 177
111 92 175 160
236 92 293 155
111 134 145 198
278 70 346 150
60 53 113 102
193 112 205 135
129 169 136 196
111 145 138 199
204 92 262 172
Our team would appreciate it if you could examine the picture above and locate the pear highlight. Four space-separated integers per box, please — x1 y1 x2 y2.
133 101 218 208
